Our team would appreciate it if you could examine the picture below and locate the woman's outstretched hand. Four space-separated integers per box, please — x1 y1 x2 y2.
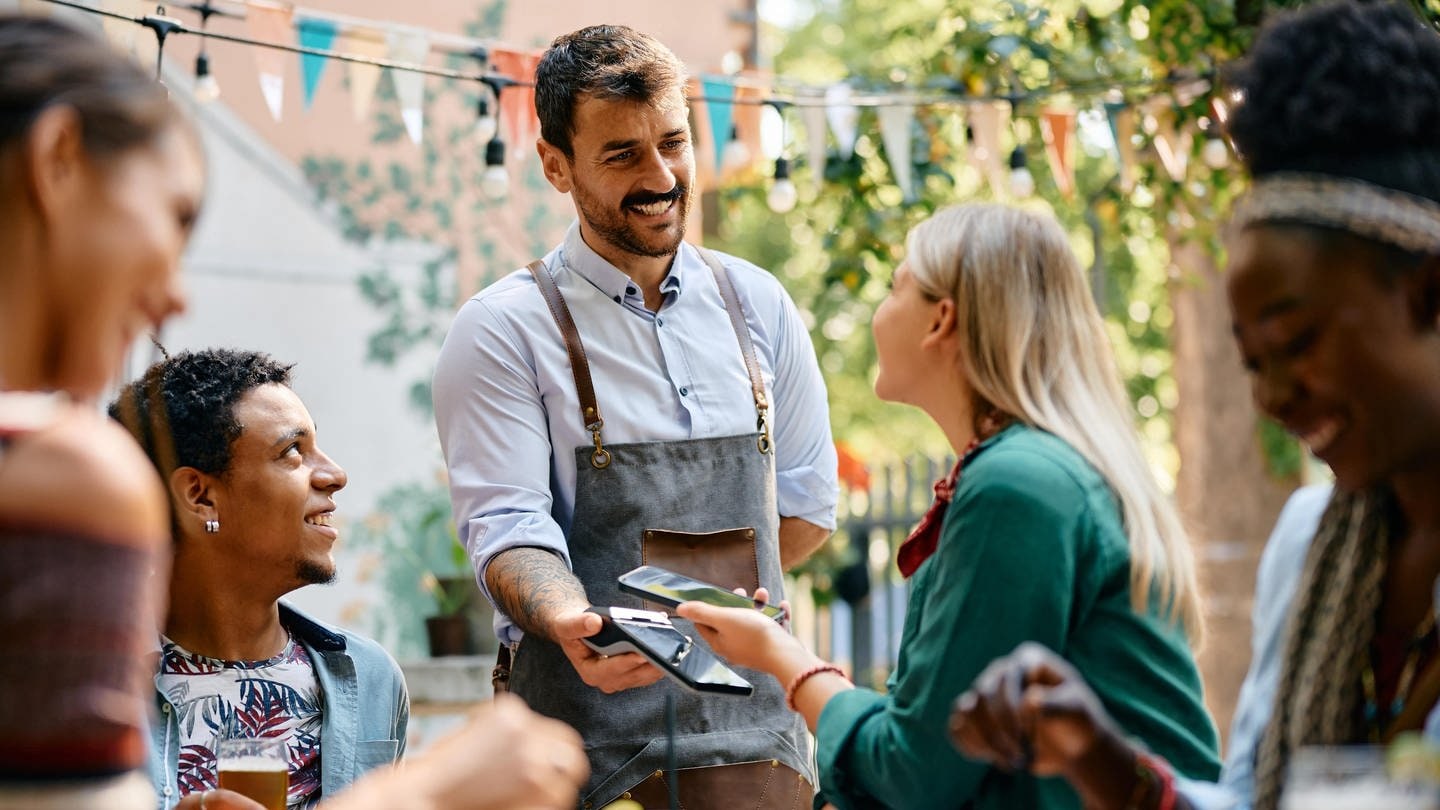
678 587 803 677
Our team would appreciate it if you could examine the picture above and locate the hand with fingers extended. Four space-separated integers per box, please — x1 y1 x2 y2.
677 587 801 675
552 607 665 693
949 642 1148 809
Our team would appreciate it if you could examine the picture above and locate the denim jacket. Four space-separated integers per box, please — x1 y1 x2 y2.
147 603 408 809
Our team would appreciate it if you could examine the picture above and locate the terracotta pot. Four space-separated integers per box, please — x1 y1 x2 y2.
424 614 471 657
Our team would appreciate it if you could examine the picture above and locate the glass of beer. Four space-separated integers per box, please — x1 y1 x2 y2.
217 736 288 810
1283 746 1440 810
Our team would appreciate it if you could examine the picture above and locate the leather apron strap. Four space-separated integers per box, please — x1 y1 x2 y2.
695 248 772 454
525 251 773 462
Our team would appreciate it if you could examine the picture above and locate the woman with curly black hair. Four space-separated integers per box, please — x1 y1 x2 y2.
946 2 1440 809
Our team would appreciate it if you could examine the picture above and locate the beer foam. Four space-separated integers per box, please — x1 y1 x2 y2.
221 756 287 772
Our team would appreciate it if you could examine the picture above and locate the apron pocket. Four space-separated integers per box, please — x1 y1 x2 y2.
641 527 760 612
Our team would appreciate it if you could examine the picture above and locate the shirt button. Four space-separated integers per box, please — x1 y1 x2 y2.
161 704 170 714
680 387 689 396
163 787 173 797
627 286 637 295
657 317 665 327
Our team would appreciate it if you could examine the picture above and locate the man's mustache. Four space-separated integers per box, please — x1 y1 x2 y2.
622 185 686 208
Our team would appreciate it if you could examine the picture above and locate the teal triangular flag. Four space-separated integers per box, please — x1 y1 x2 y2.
299 18 338 109
702 78 736 173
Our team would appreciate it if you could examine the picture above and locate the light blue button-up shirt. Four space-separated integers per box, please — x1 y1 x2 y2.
433 223 839 644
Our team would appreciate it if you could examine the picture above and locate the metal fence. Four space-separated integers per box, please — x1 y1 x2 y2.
793 453 954 689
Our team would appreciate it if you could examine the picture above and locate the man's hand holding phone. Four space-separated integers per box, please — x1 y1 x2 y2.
550 607 664 694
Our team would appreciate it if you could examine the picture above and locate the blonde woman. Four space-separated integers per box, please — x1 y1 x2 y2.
680 203 1219 810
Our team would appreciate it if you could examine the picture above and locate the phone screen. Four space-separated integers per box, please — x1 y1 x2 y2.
620 565 787 621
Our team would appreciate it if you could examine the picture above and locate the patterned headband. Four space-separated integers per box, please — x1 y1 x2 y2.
1229 172 1440 254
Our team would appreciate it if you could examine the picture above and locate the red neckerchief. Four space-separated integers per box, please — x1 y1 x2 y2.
896 436 981 579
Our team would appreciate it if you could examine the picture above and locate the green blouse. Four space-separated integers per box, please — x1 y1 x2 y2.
815 424 1220 809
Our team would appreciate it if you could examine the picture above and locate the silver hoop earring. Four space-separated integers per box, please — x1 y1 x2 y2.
204 519 220 534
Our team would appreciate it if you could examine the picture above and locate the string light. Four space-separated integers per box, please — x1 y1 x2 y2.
191 1 220 102
767 157 797 213
1201 138 1230 170
1009 146 1035 198
194 52 221 102
478 80 509 200
722 126 751 175
471 48 498 144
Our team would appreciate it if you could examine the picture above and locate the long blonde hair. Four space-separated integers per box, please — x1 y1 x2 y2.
906 203 1201 637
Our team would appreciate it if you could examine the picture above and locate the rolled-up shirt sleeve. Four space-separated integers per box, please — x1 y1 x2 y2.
433 292 570 643
768 282 838 530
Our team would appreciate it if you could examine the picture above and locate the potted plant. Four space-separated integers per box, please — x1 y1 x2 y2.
351 478 496 658
419 542 479 657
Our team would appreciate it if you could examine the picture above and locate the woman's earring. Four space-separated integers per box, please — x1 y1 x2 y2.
204 519 220 534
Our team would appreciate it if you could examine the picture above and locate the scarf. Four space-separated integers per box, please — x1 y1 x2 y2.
1252 488 1396 810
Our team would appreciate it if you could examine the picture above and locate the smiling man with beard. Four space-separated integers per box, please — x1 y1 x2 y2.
109 349 407 810
432 24 839 810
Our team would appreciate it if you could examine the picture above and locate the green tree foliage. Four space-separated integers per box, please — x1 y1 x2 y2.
713 0 1439 469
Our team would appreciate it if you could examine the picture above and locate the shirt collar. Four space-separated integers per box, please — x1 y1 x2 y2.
560 221 692 304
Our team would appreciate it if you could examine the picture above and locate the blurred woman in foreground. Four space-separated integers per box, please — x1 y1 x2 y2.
0 14 585 810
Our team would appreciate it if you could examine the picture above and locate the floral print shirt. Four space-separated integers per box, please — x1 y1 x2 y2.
157 634 323 808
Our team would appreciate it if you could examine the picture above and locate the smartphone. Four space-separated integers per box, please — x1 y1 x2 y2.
618 565 787 622
581 606 754 696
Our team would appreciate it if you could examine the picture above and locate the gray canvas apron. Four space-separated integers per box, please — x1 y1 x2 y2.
507 250 813 810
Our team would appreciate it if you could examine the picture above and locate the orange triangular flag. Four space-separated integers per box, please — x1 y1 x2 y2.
1040 108 1077 198
489 48 541 162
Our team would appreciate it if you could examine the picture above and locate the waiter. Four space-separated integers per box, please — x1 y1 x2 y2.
433 23 839 810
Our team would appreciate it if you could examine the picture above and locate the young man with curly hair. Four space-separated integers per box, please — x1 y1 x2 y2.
110 349 407 810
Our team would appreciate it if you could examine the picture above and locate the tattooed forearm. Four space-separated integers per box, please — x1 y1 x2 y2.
485 547 589 640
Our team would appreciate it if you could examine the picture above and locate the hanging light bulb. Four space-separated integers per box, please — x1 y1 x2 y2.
1009 146 1035 198
722 125 751 174
767 157 797 213
193 51 220 103
480 136 509 201
1201 138 1230 170
474 92 498 144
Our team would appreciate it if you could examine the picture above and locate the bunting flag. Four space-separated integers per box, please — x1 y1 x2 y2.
386 30 429 145
490 47 541 160
878 103 916 202
825 84 858 160
298 18 338 110
1151 104 1192 183
688 78 718 192
802 102 829 192
1105 102 1138 193
701 78 736 174
967 101 1009 198
343 31 387 122
1040 108 1077 198
246 1 294 122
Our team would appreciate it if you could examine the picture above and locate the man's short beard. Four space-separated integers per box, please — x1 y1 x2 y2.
297 559 337 586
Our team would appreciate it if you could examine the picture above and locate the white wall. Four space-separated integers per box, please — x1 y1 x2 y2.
125 78 450 642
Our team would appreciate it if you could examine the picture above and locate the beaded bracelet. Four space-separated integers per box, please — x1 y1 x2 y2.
1123 751 1176 810
784 663 847 711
